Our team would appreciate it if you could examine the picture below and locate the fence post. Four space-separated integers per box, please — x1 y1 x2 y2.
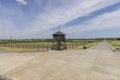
47 46 49 51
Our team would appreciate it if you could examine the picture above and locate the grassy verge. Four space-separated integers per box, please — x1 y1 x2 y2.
0 42 52 47
0 41 99 52
0 47 39 53
76 42 99 50
86 42 98 48
0 47 48 53
107 40 120 48
0 42 52 53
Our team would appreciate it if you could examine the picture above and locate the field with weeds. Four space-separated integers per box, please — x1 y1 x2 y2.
107 40 120 48
0 40 100 52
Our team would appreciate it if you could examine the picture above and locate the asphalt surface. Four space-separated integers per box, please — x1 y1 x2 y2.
0 41 120 80
89 41 113 50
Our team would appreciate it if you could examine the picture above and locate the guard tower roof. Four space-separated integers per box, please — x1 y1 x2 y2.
53 31 65 36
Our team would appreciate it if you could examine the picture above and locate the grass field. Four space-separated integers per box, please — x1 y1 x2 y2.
0 40 99 52
86 42 98 48
0 42 52 53
0 47 35 53
107 40 120 48
76 41 99 50
0 42 52 46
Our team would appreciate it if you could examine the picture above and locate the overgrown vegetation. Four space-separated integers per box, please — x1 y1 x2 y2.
107 39 120 48
0 39 100 52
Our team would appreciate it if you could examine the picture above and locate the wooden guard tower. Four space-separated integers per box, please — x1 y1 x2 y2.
51 31 67 50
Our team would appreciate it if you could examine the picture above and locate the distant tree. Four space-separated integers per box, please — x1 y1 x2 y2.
118 38 120 40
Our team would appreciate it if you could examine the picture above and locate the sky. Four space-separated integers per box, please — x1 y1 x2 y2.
0 0 120 39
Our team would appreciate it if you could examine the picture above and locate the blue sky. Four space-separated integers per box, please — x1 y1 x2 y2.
0 0 120 39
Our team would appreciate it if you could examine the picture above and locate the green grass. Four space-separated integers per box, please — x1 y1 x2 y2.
107 40 120 48
75 42 99 50
0 41 99 52
86 42 98 48
0 41 81 47
0 42 52 46
0 42 52 53
0 47 36 53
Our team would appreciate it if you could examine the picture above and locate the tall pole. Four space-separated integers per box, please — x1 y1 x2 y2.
72 28 74 48
10 35 13 48
83 35 86 49
70 27 73 48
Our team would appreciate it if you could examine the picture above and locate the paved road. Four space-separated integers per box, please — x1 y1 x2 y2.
0 41 120 80
89 41 113 50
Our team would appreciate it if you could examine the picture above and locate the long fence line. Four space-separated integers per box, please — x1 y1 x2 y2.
0 42 83 52
0 39 100 52
0 44 51 52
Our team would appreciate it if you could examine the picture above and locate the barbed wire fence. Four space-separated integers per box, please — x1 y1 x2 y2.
0 36 99 52
0 31 102 52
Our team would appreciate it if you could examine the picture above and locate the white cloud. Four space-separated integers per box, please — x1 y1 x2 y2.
0 0 120 38
23 0 120 35
16 0 27 5
63 9 120 34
